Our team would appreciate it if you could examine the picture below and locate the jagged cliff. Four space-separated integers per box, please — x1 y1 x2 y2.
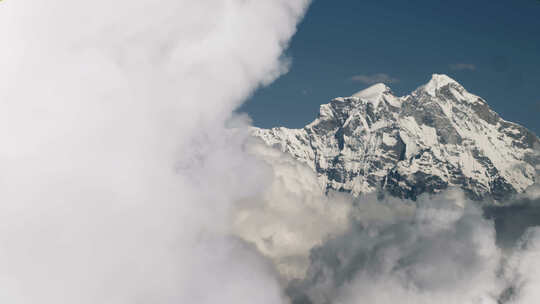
251 74 540 201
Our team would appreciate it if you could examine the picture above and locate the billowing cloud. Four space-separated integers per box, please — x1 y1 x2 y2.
0 0 310 303
504 228 540 303
233 141 353 280
234 139 540 304
350 73 399 85
283 191 502 304
276 189 540 304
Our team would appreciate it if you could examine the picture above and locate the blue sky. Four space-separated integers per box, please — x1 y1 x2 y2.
239 0 540 134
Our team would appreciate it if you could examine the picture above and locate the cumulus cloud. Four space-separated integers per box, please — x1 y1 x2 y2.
283 191 502 304
350 73 399 85
449 63 477 71
233 141 353 280
227 127 540 304
272 188 540 304
0 0 310 303
335 199 504 304
233 142 540 304
504 228 540 303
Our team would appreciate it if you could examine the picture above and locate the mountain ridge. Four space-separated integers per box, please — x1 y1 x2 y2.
251 74 540 201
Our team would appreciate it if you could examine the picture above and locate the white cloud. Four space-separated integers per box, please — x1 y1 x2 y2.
335 199 504 304
350 73 399 84
0 0 310 303
232 146 540 304
504 228 540 303
282 191 505 304
232 141 353 280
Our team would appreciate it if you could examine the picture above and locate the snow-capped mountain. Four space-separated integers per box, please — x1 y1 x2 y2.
251 74 540 201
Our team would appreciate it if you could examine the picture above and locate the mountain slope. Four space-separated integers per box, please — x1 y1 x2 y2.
251 74 540 201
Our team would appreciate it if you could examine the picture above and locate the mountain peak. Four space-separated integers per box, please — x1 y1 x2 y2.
352 83 391 99
251 74 540 202
350 83 396 108
418 74 461 96
428 73 459 87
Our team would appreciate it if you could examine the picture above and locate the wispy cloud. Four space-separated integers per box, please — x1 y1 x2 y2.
350 73 399 85
449 63 477 71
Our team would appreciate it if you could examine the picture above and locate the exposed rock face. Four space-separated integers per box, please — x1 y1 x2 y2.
251 74 540 201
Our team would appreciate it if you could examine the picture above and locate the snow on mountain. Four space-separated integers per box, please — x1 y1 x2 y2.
251 74 540 201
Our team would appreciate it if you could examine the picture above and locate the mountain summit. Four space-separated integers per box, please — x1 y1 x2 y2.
251 74 540 201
